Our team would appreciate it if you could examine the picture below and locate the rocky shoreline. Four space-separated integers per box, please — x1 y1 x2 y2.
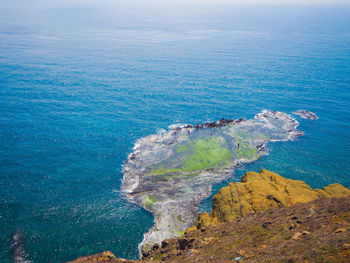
121 111 305 254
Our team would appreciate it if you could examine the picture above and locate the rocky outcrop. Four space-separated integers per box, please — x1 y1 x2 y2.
188 169 350 230
122 111 304 252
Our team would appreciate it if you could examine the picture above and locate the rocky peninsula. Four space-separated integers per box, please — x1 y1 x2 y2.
121 111 304 253
69 170 350 263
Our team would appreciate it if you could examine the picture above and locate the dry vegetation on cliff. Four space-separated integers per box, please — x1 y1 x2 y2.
145 196 350 263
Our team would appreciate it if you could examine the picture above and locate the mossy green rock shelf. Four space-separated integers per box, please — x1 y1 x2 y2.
121 111 304 254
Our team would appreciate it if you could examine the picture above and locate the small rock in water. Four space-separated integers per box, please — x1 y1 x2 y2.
293 110 318 120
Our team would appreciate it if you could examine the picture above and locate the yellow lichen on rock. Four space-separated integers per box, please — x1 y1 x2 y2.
189 212 218 230
190 169 350 229
316 183 350 197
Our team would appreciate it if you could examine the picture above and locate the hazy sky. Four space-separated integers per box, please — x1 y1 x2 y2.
4 0 350 6
73 0 350 5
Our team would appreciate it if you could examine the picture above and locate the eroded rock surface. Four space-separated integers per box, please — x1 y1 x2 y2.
121 111 304 253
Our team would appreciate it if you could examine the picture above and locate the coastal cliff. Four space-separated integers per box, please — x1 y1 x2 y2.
68 170 350 263
188 169 350 230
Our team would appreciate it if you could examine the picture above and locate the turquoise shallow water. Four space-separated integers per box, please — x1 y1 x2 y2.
0 1 350 262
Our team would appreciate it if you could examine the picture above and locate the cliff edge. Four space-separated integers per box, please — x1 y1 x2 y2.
188 169 350 230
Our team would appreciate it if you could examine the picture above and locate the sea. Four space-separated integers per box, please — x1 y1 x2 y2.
0 1 350 262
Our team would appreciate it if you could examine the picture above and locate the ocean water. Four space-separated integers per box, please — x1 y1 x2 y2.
1 1 350 262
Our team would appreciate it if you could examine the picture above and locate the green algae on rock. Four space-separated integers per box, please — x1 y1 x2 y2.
121 111 304 255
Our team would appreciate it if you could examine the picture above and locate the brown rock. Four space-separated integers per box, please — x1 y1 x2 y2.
335 228 347 233
161 241 168 249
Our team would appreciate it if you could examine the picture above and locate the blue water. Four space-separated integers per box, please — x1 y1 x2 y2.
1 1 350 262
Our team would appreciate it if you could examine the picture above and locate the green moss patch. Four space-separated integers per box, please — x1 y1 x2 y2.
181 136 233 171
147 136 233 177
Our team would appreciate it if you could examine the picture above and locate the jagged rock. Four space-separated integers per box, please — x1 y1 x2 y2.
189 169 350 229
178 239 189 250
161 241 168 249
